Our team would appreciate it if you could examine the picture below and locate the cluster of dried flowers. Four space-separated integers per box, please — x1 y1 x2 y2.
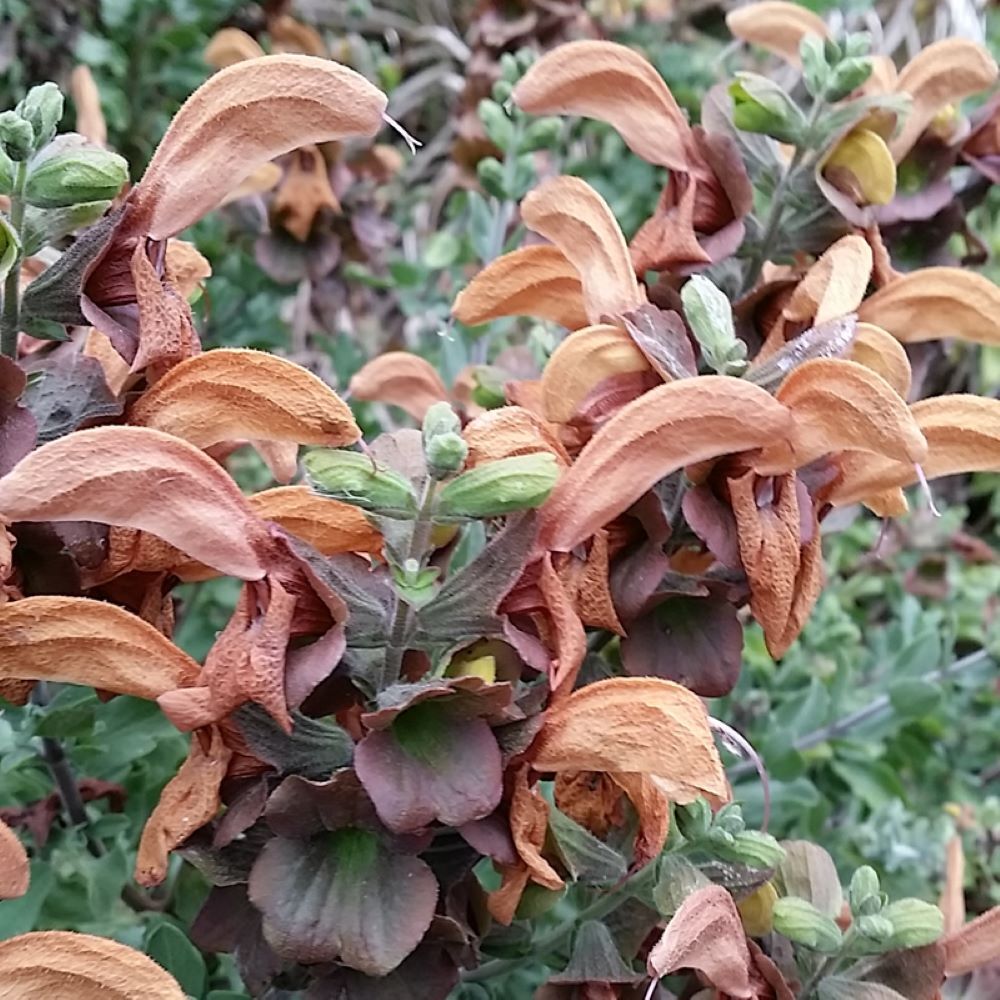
3 1 1000 997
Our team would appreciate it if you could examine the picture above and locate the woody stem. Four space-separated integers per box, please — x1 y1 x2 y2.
1 160 27 359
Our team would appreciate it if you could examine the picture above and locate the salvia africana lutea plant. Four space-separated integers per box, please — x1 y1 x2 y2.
2 2 1000 998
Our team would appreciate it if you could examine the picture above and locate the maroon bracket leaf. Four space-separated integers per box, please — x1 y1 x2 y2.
355 702 503 833
248 827 438 974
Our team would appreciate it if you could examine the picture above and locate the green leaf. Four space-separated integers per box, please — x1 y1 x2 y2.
818 979 908 1000
550 921 641 985
21 200 111 256
829 759 906 811
0 214 21 283
424 231 461 270
887 678 941 719
0 861 54 937
235 704 354 780
145 921 207 998
548 807 627 886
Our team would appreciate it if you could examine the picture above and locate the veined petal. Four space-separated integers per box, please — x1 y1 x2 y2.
726 1 829 68
783 235 873 326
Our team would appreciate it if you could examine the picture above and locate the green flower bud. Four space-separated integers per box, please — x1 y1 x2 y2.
713 803 746 835
0 145 14 194
491 79 513 104
0 111 35 161
800 35 830 98
500 52 521 84
712 830 787 870
16 82 64 149
882 899 944 949
848 866 882 917
681 275 747 376
825 57 874 102
426 432 468 479
729 74 806 145
422 400 462 444
478 99 514 150
471 366 507 409
24 135 128 208
675 798 712 841
823 38 843 64
305 449 419 519
772 897 844 953
436 452 558 520
477 156 507 199
521 117 562 153
843 31 873 59
855 913 895 951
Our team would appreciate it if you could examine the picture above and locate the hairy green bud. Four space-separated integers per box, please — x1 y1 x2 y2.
521 117 563 153
477 156 507 199
16 82 64 149
0 145 14 195
772 897 844 953
426 432 468 479
436 452 558 520
883 899 944 949
305 449 419 519
825 57 874 102
471 366 507 409
848 866 882 917
422 401 462 445
675 798 713 841
681 275 748 376
712 830 787 870
855 913 895 951
24 135 128 208
0 111 35 162
478 99 514 150
729 74 807 145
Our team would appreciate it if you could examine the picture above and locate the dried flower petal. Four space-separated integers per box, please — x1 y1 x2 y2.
521 176 644 325
530 677 727 804
273 144 340 242
136 728 232 886
541 324 652 423
857 268 1000 346
129 348 359 473
783 235 873 326
348 352 449 422
513 40 692 170
889 39 998 161
848 322 912 398
726 1 828 68
204 27 266 69
249 486 381 555
538 377 792 552
943 906 1000 976
0 818 29 899
133 56 387 240
0 426 270 579
70 65 107 147
0 596 199 699
0 931 186 998
463 406 570 467
452 245 589 330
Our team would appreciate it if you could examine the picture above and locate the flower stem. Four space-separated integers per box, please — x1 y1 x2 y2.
1 160 28 359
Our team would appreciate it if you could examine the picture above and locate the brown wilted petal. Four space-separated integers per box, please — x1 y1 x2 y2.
0 426 271 579
943 906 1000 976
164 240 213 299
70 65 107 147
571 530 624 634
538 553 587 697
756 358 926 474
348 352 449 422
249 486 382 555
629 172 712 274
130 241 200 374
204 27 266 69
541 324 652 424
510 765 565 892
849 322 912 398
726 1 828 67
273 144 340 242
0 930 186 998
219 162 283 207
610 771 671 868
521 176 645 325
783 235 873 326
0 817 28 899
136 727 233 886
538 377 793 552
554 771 625 838
269 15 327 57
529 677 727 804
830 395 1000 505
463 406 570 467
940 836 966 936
129 348 359 473
84 329 131 395
728 470 802 656
647 884 753 998
889 39 998 162
857 267 1000 346
452 245 589 331
0 596 199 698
133 56 388 241
513 40 693 170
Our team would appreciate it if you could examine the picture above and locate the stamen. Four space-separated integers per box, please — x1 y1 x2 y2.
711 717 772 832
382 112 422 155
914 463 941 517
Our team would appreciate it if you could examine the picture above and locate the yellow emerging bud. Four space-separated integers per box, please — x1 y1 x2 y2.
445 653 497 684
824 127 897 206
738 881 778 936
